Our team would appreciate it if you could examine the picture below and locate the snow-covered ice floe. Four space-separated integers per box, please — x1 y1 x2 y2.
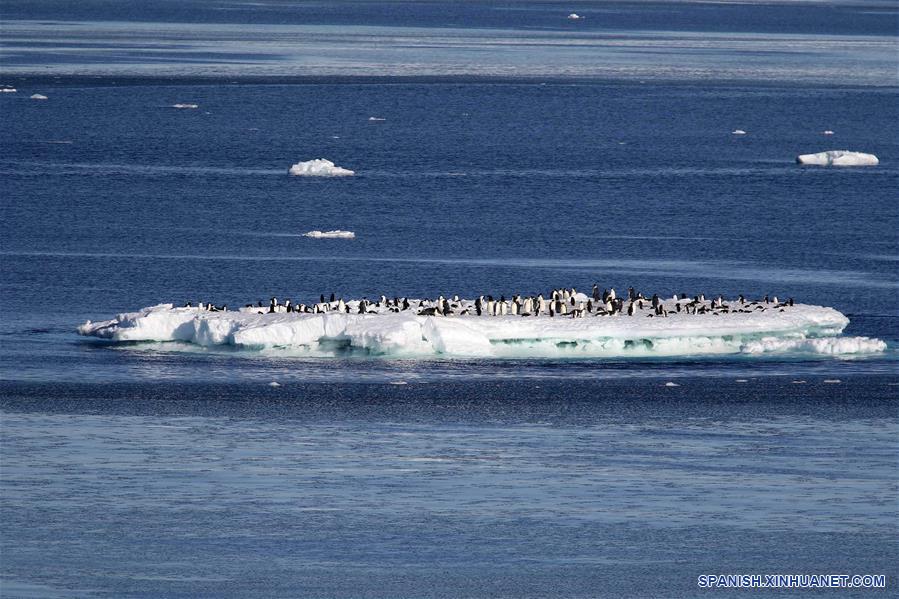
796 150 878 166
172 103 199 109
732 129 747 135
567 13 582 20
288 158 354 177
78 298 886 359
303 230 355 239
30 94 48 100
1 86 16 93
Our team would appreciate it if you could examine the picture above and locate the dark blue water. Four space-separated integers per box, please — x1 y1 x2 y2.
2 1 898 597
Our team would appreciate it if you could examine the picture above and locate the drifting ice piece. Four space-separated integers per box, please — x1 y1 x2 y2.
289 159 355 177
172 103 199 109
30 94 48 100
732 129 747 135
567 13 582 20
303 230 355 239
796 150 878 166
77 300 886 359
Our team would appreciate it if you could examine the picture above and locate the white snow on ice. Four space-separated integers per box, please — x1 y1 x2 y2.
1 87 16 93
732 129 747 135
77 299 886 359
303 230 356 239
288 159 354 177
567 13 582 20
30 94 48 100
796 150 878 166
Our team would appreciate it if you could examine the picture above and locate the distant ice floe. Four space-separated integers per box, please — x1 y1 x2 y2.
368 116 386 122
1 86 16 93
567 13 582 20
303 230 355 239
822 130 834 135
30 94 48 100
796 150 878 166
172 103 199 109
732 129 747 135
289 159 354 177
77 299 887 360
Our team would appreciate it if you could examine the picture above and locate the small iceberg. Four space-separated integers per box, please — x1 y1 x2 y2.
303 230 355 239
567 13 582 20
368 116 386 122
822 130 834 135
172 103 199 109
1 87 16 93
732 129 747 135
289 159 354 177
30 94 48 100
796 150 878 166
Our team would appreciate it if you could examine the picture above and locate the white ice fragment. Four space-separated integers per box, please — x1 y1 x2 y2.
732 129 747 135
792 380 807 384
823 379 842 384
368 117 386 122
735 379 748 383
796 150 878 166
567 13 582 20
289 158 354 177
30 94 48 100
822 130 834 135
77 300 885 360
303 230 355 239
172 103 199 109
1 87 16 93
664 382 680 387
268 381 281 387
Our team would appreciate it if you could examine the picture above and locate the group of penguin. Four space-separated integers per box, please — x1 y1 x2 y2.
185 285 795 319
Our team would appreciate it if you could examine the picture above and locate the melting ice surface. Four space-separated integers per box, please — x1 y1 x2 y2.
78 298 886 359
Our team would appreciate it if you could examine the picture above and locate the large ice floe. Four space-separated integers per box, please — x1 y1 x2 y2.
796 150 879 166
78 291 886 359
288 158 354 177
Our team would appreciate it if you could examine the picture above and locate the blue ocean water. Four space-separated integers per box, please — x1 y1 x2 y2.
1 1 898 597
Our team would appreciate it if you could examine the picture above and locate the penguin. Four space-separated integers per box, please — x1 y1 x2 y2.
592 284 600 301
651 294 660 309
627 301 635 316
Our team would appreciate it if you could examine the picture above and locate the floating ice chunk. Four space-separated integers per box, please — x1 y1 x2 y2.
822 130 834 135
735 379 748 383
77 299 886 360
664 382 680 387
796 150 878 166
30 94 48 100
368 116 386 122
289 159 354 177
1 87 16 93
823 379 841 384
732 129 747 135
303 230 355 239
268 381 281 387
567 13 582 20
172 103 198 109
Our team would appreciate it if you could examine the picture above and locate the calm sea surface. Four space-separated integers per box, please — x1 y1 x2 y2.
1 1 897 596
